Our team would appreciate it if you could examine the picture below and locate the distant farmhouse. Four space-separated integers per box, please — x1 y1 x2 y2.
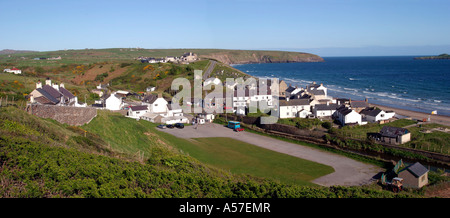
3 67 22 74
138 52 197 64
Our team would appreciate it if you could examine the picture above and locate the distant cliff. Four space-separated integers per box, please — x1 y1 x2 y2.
414 53 450 60
200 50 324 65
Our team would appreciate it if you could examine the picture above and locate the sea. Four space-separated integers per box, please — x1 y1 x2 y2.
233 56 450 116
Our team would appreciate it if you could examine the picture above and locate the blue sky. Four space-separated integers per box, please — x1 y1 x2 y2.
1 0 449 56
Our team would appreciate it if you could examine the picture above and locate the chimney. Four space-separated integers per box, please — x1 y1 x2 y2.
286 97 289 102
36 80 42 89
313 81 316 84
52 83 59 90
320 83 323 86
158 93 162 98
60 83 65 88
365 98 368 102
45 78 52 86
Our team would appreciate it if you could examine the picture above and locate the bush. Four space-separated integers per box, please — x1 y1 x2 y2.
322 121 332 129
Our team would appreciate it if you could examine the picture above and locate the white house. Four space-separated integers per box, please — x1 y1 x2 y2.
127 105 149 119
279 98 312 119
360 107 396 123
314 103 339 118
105 93 123 110
4 67 21 74
140 94 189 124
150 96 169 113
335 106 363 126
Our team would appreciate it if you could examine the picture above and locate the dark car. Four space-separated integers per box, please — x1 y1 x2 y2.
174 123 184 129
166 124 175 129
157 124 166 129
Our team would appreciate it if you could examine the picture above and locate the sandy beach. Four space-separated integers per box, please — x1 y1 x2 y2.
370 103 450 127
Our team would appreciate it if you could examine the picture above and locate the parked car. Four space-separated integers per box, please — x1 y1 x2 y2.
234 128 244 132
166 124 175 129
175 123 184 129
157 124 166 129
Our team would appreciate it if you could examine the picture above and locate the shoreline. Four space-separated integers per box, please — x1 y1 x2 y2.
369 103 450 126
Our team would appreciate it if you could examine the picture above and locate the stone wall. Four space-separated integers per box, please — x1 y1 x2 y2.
26 104 97 126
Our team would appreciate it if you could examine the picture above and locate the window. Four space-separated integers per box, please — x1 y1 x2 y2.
155 104 158 106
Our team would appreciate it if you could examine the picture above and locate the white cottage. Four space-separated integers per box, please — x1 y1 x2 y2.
279 98 311 119
335 106 363 126
360 107 396 123
127 105 149 119
105 93 123 110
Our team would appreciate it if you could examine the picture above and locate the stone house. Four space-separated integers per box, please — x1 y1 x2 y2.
398 162 429 188
379 126 411 145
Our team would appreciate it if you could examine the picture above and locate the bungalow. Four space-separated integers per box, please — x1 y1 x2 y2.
379 126 411 145
398 162 429 188
335 106 363 126
360 107 396 123
127 105 149 119
279 98 311 119
4 67 22 74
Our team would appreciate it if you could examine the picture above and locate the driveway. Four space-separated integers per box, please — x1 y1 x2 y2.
156 123 382 187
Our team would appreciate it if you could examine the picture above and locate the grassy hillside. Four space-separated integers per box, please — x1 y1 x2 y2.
0 106 422 198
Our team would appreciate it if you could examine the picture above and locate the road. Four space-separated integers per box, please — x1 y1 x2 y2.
156 123 382 187
202 60 217 80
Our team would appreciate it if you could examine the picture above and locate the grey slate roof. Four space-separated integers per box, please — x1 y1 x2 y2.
130 105 148 111
42 85 62 99
285 86 296 93
36 87 59 104
380 126 409 138
401 162 429 178
315 103 339 111
143 94 158 104
336 106 353 116
59 87 75 99
350 101 369 108
360 107 383 117
279 99 310 106
309 89 325 96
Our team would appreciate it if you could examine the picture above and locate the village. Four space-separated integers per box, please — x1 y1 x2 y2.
4 52 444 191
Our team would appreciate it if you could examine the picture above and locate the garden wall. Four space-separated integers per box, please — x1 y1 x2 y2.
26 104 97 126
